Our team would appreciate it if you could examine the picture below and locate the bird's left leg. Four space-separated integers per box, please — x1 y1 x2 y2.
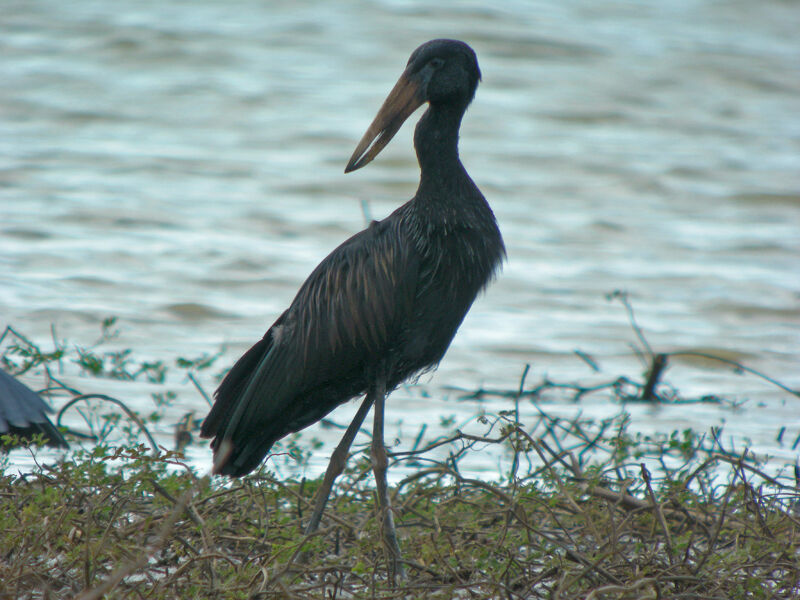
370 374 406 581
305 393 374 535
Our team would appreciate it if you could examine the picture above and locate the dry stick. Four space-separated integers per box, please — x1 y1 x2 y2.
577 418 617 462
537 431 689 537
510 364 530 482
528 435 574 475
640 353 668 401
0 325 43 364
743 478 773 538
150 478 206 531
42 375 83 396
163 552 240 586
75 484 198 600
580 484 649 511
614 290 800 402
585 577 658 600
434 464 606 586
668 350 800 399
531 439 598 552
449 377 623 403
685 452 784 489
530 401 616 454
188 372 213 407
502 444 623 587
609 289 653 361
692 460 739 575
276 482 359 534
56 393 159 453
574 349 600 372
265 528 338 585
640 463 674 562
390 415 509 458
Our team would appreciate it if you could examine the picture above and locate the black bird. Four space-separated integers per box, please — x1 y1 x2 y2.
0 369 68 449
201 39 504 573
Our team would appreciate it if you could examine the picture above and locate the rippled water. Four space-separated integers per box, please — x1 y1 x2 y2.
2 0 799 477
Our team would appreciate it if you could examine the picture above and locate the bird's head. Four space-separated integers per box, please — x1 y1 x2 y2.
345 39 481 173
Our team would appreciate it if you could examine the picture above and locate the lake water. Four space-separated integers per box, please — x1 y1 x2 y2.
2 0 799 480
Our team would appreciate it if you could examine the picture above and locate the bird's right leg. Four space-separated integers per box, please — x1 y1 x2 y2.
304 393 374 535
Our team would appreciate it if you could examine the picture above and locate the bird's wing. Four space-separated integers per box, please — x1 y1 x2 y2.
202 218 419 473
0 369 54 431
292 218 419 374
0 369 68 448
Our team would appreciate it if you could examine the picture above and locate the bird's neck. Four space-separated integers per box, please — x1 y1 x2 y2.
410 102 494 234
413 103 470 197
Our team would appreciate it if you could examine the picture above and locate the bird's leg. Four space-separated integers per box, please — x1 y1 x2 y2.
370 375 406 581
304 393 374 535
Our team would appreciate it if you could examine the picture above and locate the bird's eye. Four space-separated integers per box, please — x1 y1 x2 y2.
429 57 445 69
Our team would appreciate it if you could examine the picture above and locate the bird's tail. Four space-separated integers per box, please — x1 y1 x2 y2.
200 336 279 477
211 435 273 477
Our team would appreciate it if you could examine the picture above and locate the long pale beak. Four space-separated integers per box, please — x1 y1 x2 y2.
345 71 425 173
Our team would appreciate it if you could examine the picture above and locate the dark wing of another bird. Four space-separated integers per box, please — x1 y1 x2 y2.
0 369 68 448
201 217 420 475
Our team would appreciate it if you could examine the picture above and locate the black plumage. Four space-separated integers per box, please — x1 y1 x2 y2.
201 39 504 479
0 369 68 449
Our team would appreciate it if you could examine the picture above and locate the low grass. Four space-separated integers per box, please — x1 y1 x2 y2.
1 307 799 599
3 420 799 599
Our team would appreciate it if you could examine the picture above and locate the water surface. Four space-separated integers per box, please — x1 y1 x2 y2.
2 0 799 478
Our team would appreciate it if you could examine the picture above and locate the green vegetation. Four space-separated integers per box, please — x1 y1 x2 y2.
1 317 799 599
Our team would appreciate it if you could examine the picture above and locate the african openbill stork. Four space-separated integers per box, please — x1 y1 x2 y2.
201 39 504 576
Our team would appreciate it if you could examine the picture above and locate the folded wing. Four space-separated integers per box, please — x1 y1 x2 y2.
201 218 419 476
